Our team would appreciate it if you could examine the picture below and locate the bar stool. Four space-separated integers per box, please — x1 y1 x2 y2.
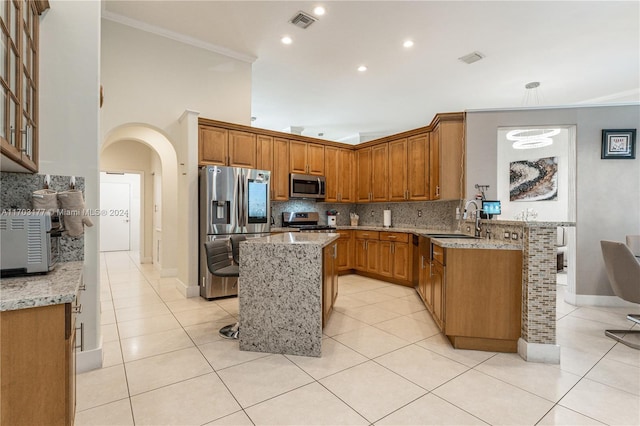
203 236 246 339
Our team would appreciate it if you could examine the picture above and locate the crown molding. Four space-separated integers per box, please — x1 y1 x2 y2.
101 10 257 64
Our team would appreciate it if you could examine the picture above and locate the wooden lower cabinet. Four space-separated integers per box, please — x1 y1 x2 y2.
378 232 411 283
336 230 352 272
323 242 338 327
426 243 522 353
1 302 76 425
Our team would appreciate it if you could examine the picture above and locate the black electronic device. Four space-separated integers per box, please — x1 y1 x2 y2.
481 200 501 219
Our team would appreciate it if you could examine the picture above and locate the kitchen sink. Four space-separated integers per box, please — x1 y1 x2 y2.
427 234 479 239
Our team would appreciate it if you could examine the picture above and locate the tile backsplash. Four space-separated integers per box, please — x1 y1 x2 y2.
1 172 85 262
272 199 461 230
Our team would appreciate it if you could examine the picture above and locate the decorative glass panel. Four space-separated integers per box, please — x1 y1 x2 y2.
9 97 16 146
8 47 15 92
22 72 28 114
9 1 17 41
0 1 6 28
0 89 5 140
0 34 6 82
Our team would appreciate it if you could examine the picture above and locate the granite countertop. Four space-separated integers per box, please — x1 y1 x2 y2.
248 232 339 247
0 261 83 312
430 238 522 250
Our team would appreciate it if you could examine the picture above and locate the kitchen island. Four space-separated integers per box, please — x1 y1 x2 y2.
239 232 339 357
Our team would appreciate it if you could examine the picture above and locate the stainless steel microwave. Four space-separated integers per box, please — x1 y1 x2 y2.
1 212 59 276
290 173 326 199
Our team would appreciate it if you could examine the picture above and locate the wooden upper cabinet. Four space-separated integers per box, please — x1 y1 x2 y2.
337 148 354 202
407 133 430 201
388 138 408 201
430 125 441 200
438 120 465 200
199 126 256 168
356 147 372 202
256 134 273 172
228 130 256 168
325 147 354 203
371 143 388 202
199 126 228 166
290 141 324 175
271 138 289 201
324 146 339 202
0 0 49 172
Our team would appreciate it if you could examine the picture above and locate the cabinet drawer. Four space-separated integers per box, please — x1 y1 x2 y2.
432 244 445 265
380 232 408 243
355 230 379 240
338 230 351 239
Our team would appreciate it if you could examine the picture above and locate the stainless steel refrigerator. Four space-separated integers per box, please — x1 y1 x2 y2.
199 166 271 299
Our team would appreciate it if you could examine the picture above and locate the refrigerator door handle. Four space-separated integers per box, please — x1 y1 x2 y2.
235 172 242 227
240 173 247 227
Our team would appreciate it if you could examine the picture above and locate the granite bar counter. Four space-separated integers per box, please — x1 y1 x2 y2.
239 232 339 357
0 261 83 311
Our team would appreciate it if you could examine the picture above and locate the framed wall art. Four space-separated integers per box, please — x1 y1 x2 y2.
601 129 636 159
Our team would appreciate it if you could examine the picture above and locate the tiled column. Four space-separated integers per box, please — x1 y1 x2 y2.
518 225 560 363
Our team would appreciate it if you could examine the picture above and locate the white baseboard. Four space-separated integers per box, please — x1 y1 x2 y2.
571 294 639 308
160 268 178 277
176 278 200 298
76 346 103 373
518 338 560 364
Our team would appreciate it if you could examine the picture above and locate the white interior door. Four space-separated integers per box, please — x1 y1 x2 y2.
100 182 131 252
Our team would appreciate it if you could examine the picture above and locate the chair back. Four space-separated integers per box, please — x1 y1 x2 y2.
600 240 640 304
230 235 246 265
626 235 640 257
204 240 232 275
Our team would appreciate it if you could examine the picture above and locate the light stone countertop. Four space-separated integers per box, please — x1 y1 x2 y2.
247 232 339 247
430 238 522 250
0 261 83 311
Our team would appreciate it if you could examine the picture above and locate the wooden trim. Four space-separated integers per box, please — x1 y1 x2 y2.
447 335 518 353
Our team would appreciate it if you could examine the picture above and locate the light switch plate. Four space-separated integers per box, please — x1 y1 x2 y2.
504 232 510 239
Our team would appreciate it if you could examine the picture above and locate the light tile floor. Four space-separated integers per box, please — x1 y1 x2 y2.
76 254 640 425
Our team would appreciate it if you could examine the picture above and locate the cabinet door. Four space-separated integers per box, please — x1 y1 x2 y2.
289 141 308 174
307 143 325 175
354 239 367 271
378 241 393 278
388 138 407 201
431 260 445 330
336 231 352 271
408 133 429 200
371 144 389 202
439 120 465 200
66 328 76 425
366 240 379 274
199 126 228 165
272 138 289 200
430 125 440 200
324 146 339 202
392 242 410 281
228 130 257 168
338 149 355 202
356 147 371 202
256 135 273 171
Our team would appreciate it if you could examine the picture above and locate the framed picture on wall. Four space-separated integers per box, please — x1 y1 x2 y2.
601 129 636 159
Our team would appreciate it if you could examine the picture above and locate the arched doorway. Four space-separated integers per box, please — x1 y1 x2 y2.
101 124 179 276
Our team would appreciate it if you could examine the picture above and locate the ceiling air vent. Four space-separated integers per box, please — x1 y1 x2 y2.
458 51 485 64
289 11 317 29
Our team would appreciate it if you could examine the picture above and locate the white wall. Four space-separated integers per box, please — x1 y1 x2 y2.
101 18 252 290
101 141 153 261
467 105 640 298
39 0 102 371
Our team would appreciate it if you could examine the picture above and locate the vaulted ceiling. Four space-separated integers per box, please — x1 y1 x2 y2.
103 1 640 143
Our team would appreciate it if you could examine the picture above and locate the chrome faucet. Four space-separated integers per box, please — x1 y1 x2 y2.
463 200 483 238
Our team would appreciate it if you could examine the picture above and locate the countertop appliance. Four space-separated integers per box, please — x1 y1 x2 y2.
282 211 336 232
1 211 60 276
199 166 271 299
290 173 326 199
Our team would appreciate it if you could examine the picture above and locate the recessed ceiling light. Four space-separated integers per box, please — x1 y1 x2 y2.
313 6 325 16
403 40 414 48
281 36 293 45
357 65 367 72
